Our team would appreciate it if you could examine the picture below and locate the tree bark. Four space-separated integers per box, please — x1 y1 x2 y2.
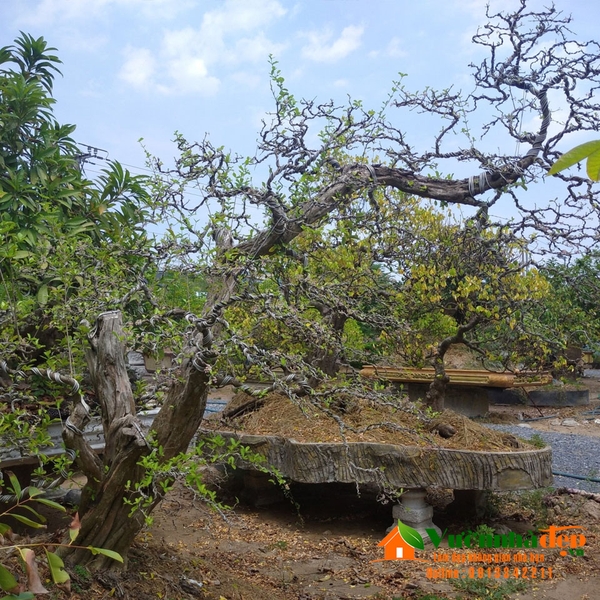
59 311 196 570
425 316 481 412
307 306 348 378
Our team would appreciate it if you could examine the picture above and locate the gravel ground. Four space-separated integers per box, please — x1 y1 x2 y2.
486 423 600 493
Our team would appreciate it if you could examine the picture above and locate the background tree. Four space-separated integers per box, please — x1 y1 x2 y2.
0 33 153 363
0 34 153 497
537 254 600 360
392 220 552 410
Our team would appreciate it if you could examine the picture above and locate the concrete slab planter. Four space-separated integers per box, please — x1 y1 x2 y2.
200 429 553 492
200 430 552 538
143 350 175 372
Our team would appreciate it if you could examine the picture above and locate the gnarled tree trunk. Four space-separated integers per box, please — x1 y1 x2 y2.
59 311 210 570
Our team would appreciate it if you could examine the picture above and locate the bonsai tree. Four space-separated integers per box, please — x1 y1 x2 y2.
3 1 600 571
62 2 600 568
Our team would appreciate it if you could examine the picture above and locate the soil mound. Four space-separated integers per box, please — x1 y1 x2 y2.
206 391 534 452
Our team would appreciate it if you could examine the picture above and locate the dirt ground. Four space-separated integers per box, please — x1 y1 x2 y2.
50 372 596 600
98 478 600 600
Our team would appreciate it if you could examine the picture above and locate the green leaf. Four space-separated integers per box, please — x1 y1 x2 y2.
15 504 46 523
0 593 35 600
31 497 66 512
26 487 42 498
44 550 70 584
548 140 600 177
88 547 124 563
5 472 21 499
11 250 31 259
0 564 18 592
397 519 425 550
36 284 48 306
586 148 600 181
9 514 46 529
0 524 12 536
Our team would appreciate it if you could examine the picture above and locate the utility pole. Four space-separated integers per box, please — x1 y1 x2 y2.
75 144 108 172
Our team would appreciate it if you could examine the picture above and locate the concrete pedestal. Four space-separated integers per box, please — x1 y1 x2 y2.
390 489 441 542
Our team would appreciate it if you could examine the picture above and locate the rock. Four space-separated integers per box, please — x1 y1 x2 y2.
517 423 532 429
63 489 82 506
434 424 457 438
550 419 562 426
561 419 579 427
494 524 512 535
582 500 600 521
127 351 146 366
179 576 203 597
501 434 522 448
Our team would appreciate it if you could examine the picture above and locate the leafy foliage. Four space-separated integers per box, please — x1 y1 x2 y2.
0 33 154 395
548 140 600 181
0 473 122 598
538 253 600 358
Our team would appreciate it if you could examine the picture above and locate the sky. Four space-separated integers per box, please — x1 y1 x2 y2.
1 0 599 211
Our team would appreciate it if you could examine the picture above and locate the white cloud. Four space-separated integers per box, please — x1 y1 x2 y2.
301 25 364 63
163 55 220 95
120 0 286 96
370 37 407 60
386 37 407 59
232 33 287 64
14 0 194 26
13 0 287 96
333 79 349 88
14 0 105 26
119 47 156 88
202 0 285 34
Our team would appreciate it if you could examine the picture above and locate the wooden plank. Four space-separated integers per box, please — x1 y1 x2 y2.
360 366 552 388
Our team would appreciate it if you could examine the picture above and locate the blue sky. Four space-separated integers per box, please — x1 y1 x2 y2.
1 0 599 195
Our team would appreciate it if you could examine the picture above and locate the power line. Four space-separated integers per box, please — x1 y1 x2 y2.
75 144 108 171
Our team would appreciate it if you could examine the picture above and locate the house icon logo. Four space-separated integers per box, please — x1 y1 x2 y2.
373 520 425 562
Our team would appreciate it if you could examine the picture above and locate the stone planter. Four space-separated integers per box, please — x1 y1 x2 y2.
143 350 175 372
199 430 553 491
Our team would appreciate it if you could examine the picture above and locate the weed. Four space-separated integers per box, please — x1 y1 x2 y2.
73 563 91 581
529 433 546 448
516 489 551 528
451 576 528 599
486 489 552 529
471 523 495 537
